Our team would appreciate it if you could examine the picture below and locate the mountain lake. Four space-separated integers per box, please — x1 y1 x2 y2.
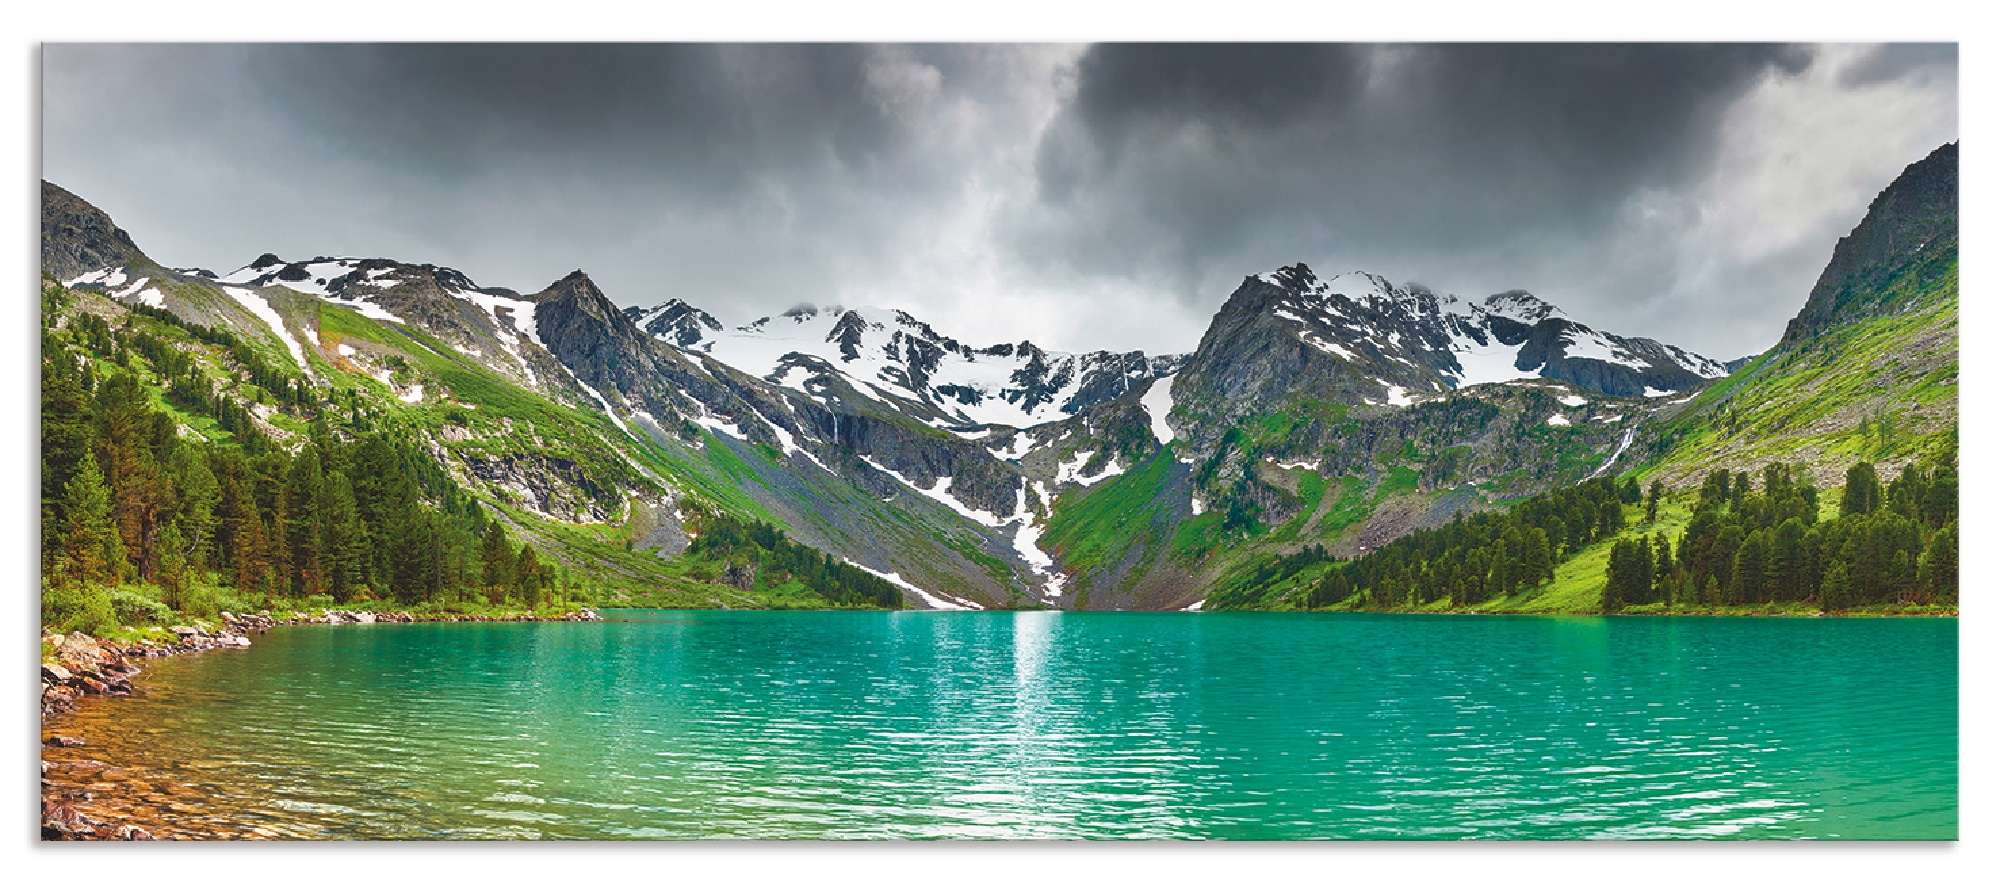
41 610 1956 840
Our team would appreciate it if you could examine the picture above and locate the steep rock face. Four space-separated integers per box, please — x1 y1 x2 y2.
1781 141 1957 344
1640 141 1959 490
41 181 145 283
624 299 723 348
533 271 712 421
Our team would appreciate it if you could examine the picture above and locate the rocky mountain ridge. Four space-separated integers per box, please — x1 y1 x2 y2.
43 176 1747 611
625 299 1186 431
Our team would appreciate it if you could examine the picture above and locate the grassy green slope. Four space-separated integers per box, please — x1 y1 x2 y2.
1634 249 1956 490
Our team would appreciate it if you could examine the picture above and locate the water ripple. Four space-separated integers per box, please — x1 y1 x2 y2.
41 612 1955 840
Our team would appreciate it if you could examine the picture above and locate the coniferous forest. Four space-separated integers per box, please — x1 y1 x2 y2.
40 280 903 638
1602 463 1956 613
1211 461 1954 615
41 290 559 636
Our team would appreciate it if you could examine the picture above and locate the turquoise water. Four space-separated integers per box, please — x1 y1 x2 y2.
45 612 1956 839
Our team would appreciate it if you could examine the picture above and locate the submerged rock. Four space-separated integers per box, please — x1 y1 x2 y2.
42 802 98 839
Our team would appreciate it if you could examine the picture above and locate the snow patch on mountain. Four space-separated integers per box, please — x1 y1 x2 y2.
223 287 309 372
555 363 634 439
1141 375 1177 443
851 562 978 610
1563 331 1650 370
1056 450 1124 487
693 413 746 441
347 299 406 324
1381 382 1414 407
860 455 1009 528
68 267 128 288
1447 336 1542 387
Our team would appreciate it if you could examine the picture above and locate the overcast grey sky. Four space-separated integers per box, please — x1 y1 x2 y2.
43 43 1956 360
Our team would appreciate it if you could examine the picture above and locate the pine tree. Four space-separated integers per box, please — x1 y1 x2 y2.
1526 527 1554 589
1917 520 1957 604
1653 533 1675 609
1712 525 1745 603
41 357 96 570
1842 461 1882 516
1601 540 1628 614
59 451 126 587
1732 531 1769 605
1922 466 1957 529
155 520 188 608
1820 561 1853 612
480 522 515 602
162 442 219 571
1767 518 1807 603
321 472 366 602
285 450 328 596
515 544 545 608
1645 480 1663 523
1597 499 1625 540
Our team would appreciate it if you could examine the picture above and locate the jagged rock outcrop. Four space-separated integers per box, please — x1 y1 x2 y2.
1171 263 1724 459
1782 141 1957 344
41 181 145 282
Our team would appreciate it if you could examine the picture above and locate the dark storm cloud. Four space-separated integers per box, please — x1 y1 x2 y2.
42 43 1955 359
1020 44 1818 329
251 44 894 188
44 43 1012 320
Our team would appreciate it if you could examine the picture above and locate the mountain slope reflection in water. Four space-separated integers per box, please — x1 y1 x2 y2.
43 612 1955 839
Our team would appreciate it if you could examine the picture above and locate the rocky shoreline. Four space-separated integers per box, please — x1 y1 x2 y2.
39 607 602 841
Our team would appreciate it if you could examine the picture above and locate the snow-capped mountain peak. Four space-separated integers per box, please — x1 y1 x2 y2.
1233 262 1727 399
1482 290 1564 324
629 299 1184 429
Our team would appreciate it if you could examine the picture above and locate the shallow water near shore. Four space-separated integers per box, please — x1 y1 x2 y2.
42 611 1955 839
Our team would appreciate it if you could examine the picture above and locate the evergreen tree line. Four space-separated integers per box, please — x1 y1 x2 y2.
124 300 320 409
1292 476 1637 609
1604 462 1956 612
42 314 565 635
686 512 905 609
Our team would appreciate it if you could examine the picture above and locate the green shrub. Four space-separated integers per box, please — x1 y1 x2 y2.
109 588 171 626
42 582 119 637
177 581 221 620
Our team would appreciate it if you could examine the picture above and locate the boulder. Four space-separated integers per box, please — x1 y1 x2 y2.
45 735 86 748
42 663 73 683
55 635 105 673
41 803 97 839
115 825 156 841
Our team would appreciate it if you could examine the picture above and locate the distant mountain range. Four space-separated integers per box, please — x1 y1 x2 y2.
40 142 1955 610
